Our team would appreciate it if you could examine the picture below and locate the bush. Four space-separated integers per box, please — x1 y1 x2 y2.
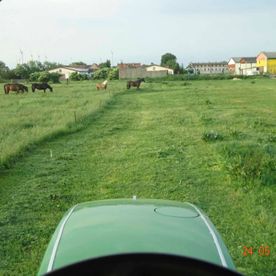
49 72 61 83
29 71 60 83
93 68 109 80
108 68 119 80
29 72 41 82
69 72 88 81
202 131 224 142
38 72 50 82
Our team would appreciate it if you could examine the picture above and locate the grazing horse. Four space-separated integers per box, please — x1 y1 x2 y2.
96 80 108 90
4 83 28 94
32 83 53 93
127 78 145 89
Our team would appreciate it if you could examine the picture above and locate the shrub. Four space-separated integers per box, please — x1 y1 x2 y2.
93 68 109 80
202 131 224 142
29 71 60 83
38 71 50 82
49 72 61 83
29 72 41 82
69 72 88 81
108 68 119 80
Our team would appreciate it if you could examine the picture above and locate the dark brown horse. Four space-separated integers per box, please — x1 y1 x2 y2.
32 83 53 92
127 78 145 89
4 83 28 94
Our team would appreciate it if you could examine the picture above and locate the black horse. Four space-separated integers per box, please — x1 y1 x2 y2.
127 78 145 89
32 83 53 93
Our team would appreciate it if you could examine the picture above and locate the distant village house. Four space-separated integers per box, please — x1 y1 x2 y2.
228 57 257 75
256 52 276 74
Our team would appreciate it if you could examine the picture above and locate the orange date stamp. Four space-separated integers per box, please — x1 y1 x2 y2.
242 245 271 257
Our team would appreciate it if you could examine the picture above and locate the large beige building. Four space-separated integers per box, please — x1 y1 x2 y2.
49 66 91 80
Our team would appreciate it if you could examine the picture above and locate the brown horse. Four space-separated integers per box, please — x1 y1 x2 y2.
127 78 145 89
4 83 28 94
96 80 108 90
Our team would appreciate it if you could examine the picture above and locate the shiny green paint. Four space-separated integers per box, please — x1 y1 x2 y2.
38 199 235 275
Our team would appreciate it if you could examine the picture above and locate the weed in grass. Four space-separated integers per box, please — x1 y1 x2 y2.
200 115 214 125
202 131 224 142
267 134 276 143
251 117 273 129
229 129 246 140
223 143 276 186
21 123 35 129
181 82 192 86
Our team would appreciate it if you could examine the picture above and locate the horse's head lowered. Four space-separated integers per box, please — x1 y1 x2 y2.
138 78 145 82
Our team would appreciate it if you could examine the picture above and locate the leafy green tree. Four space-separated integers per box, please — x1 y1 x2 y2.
161 53 176 67
0 61 10 81
99 60 111 69
161 53 183 74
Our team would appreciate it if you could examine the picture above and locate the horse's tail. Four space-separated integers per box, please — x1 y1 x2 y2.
4 84 8 94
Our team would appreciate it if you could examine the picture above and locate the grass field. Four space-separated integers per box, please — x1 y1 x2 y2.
0 79 275 275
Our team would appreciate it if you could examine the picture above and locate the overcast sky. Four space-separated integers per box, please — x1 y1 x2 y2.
1 0 276 68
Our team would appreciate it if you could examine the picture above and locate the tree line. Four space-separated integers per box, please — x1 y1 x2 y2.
0 53 184 82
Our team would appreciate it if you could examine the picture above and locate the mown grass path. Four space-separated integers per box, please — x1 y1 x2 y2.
0 80 275 275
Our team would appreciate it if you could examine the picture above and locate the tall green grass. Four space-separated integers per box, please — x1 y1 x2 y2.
0 81 123 168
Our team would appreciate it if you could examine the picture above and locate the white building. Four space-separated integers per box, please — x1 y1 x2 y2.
146 65 174 75
228 58 241 75
187 62 228 75
228 57 257 75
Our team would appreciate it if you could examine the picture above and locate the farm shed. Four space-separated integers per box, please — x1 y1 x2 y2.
256 51 276 74
118 63 170 79
146 65 174 75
